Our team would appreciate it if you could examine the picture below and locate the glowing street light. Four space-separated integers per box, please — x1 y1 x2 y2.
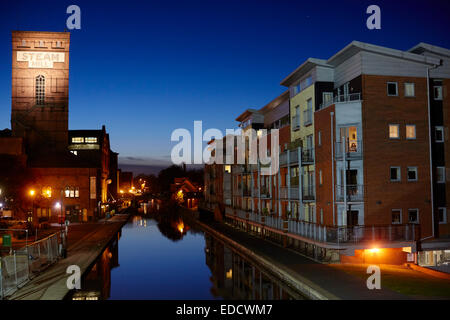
29 189 36 196
55 202 61 209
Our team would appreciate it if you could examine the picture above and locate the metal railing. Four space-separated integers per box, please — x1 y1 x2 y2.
279 149 299 167
226 207 419 245
334 93 361 103
335 140 363 159
0 231 65 299
302 148 314 164
335 184 364 202
302 185 315 201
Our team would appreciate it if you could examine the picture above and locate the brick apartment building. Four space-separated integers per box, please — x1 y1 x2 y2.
0 31 118 224
202 41 450 265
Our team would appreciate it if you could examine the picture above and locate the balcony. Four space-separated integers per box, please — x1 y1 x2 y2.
302 185 315 201
279 186 299 200
303 108 312 126
335 140 363 160
260 186 271 198
292 115 301 131
302 148 314 164
279 149 299 167
242 186 252 197
335 184 364 202
334 93 361 103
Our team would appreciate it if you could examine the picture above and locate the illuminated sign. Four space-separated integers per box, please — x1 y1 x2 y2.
17 51 65 68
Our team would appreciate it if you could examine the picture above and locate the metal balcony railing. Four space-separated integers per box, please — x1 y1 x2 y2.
334 93 361 103
260 186 271 198
335 184 364 202
335 140 363 160
279 149 299 167
303 108 313 126
302 185 315 201
226 208 419 245
302 148 314 164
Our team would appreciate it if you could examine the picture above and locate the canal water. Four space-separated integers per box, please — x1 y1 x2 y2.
70 210 302 300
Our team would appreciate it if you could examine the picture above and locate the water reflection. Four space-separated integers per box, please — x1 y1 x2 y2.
68 211 303 300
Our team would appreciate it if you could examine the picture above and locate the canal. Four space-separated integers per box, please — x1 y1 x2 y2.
69 209 303 300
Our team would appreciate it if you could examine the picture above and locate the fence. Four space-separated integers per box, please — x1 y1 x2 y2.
0 231 65 299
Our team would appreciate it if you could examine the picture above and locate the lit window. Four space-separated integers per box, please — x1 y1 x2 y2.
70 150 78 156
435 126 444 143
407 167 418 181
390 167 401 182
392 209 402 224
72 137 84 143
319 170 323 185
85 137 98 143
387 82 398 96
406 125 416 139
437 167 445 183
389 124 400 139
65 187 79 198
434 86 443 100
224 165 231 173
408 209 419 224
35 75 45 105
404 83 415 97
439 208 447 224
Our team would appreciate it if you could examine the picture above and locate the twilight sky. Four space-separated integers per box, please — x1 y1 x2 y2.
1 0 450 170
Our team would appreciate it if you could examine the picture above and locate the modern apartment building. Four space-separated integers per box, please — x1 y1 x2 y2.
201 41 450 265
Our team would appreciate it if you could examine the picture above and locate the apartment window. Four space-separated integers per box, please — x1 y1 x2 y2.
65 187 79 198
72 137 84 143
404 83 415 97
35 75 45 105
392 209 402 224
406 125 416 139
319 170 323 186
387 82 398 96
322 92 333 107
437 167 446 183
320 208 324 225
439 207 447 224
435 126 444 142
389 124 400 139
434 86 443 100
85 137 98 143
407 167 418 181
390 167 401 182
318 131 322 146
408 209 419 224
70 150 78 156
224 165 231 173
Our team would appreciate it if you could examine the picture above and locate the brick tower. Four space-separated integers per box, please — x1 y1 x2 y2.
11 31 70 155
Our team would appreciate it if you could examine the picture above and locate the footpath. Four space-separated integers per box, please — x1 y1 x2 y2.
9 212 129 300
197 219 443 300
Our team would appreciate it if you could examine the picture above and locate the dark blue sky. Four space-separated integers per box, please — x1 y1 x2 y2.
1 0 449 168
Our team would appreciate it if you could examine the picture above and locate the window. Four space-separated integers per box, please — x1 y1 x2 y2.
70 150 78 156
72 137 84 143
322 92 333 107
392 209 402 224
434 86 443 100
406 125 416 139
65 187 79 198
407 167 418 181
439 208 447 224
320 208 324 225
35 75 45 105
408 209 419 224
390 167 401 181
387 82 398 96
85 137 98 143
437 167 445 183
318 131 322 146
319 170 323 186
404 83 415 97
224 165 231 173
435 126 444 142
389 124 400 139
21 39 27 46
39 40 45 47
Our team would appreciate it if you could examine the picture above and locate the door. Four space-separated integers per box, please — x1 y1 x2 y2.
347 210 359 226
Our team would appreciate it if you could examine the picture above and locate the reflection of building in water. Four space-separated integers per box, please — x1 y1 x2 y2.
71 235 119 300
204 234 296 300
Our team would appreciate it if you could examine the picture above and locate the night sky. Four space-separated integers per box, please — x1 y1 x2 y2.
1 0 449 171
